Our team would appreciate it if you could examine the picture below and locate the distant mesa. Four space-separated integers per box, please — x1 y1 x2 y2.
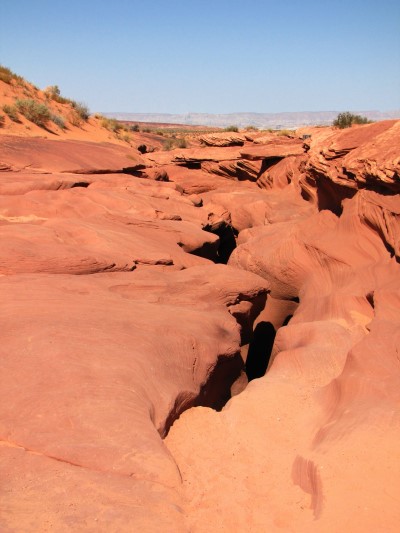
103 110 400 129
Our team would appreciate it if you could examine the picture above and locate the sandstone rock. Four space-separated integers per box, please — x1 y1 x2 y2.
167 163 400 531
199 132 247 147
240 138 305 160
1 120 400 531
257 154 307 189
0 265 268 531
0 135 145 173
305 120 400 212
172 146 243 166
0 173 232 273
161 164 242 194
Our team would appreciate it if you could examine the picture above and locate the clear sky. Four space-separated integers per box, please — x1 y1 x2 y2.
1 0 399 114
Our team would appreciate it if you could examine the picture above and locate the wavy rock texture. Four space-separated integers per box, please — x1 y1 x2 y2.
165 121 400 532
1 120 399 531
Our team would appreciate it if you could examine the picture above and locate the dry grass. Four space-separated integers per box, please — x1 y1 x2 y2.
15 99 51 127
0 65 25 85
2 104 20 122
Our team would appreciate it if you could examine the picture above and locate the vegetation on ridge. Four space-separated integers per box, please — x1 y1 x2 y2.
223 125 239 132
15 99 51 127
44 85 90 122
0 65 26 85
2 104 20 122
333 112 372 129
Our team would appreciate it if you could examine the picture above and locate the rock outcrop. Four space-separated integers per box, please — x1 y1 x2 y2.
1 118 399 531
165 121 400 532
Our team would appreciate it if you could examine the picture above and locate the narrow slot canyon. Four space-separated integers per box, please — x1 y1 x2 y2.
1 104 399 533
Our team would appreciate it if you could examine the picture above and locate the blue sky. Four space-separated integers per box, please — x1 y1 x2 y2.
1 0 399 113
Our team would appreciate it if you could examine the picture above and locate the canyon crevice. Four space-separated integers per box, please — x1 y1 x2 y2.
1 117 399 532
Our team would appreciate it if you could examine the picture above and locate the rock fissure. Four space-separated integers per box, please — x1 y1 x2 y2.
1 117 399 531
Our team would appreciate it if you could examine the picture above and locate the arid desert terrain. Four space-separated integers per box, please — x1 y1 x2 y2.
1 69 400 532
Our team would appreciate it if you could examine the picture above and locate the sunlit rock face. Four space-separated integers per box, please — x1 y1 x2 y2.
165 121 400 533
1 117 399 531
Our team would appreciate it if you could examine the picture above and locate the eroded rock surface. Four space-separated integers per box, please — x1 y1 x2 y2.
165 121 400 532
1 120 399 531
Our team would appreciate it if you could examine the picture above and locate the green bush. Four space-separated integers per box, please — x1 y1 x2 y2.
100 117 123 133
2 104 20 122
15 99 51 127
51 114 66 129
224 125 239 132
44 85 71 104
70 101 90 120
333 112 371 129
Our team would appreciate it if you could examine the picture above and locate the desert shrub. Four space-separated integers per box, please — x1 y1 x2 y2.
0 65 25 85
0 65 13 84
130 123 140 132
176 137 187 148
333 112 371 129
70 100 90 120
44 85 71 104
44 85 61 98
277 129 294 137
54 94 72 105
224 125 239 132
15 99 51 127
2 104 20 122
121 133 131 143
245 125 259 131
162 138 174 150
100 117 123 132
0 114 5 127
69 112 83 127
163 136 187 150
51 114 66 129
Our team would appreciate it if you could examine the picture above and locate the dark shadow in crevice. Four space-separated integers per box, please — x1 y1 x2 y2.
195 351 244 412
215 224 237 264
246 313 295 381
162 350 244 437
366 291 375 309
259 156 283 177
282 314 293 327
315 173 356 215
202 222 238 264
177 161 202 169
245 321 276 381
122 165 147 175
71 181 90 188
